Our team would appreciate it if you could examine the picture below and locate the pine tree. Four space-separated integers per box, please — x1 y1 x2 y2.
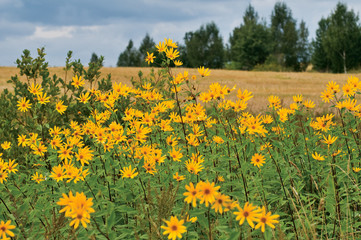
117 40 141 67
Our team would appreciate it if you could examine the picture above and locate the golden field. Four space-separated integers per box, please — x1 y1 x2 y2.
0 66 358 112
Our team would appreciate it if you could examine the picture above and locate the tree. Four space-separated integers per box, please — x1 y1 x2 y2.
90 53 99 64
229 4 271 70
117 40 141 67
311 18 331 72
139 33 155 66
270 2 299 70
296 20 310 71
184 22 224 68
323 3 361 73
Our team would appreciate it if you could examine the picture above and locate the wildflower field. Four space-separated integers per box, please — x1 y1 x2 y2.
0 39 361 239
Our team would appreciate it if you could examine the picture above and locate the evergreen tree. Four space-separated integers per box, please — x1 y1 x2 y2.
270 2 299 70
229 4 271 70
117 40 141 67
184 22 224 68
296 20 310 71
312 18 331 72
90 53 99 64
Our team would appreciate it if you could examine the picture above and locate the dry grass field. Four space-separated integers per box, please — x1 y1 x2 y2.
1 66 359 112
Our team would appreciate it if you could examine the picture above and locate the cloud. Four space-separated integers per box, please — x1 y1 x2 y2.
29 26 75 39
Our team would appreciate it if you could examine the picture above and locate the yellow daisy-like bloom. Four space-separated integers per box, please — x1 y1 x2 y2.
120 165 138 179
71 75 85 88
184 182 199 207
320 89 334 103
145 52 155 64
17 97 32 112
353 167 361 173
173 60 183 66
161 216 186 240
28 83 43 95
251 153 266 168
77 92 91 104
234 202 262 228
268 95 281 109
0 170 8 183
173 172 185 182
0 220 15 239
303 99 315 109
312 152 325 161
31 172 45 183
57 191 95 229
322 135 337 146
185 159 203 175
254 206 280 232
213 136 224 144
164 38 178 48
197 180 220 207
293 94 303 103
156 41 167 53
165 48 180 60
56 100 67 115
198 66 210 77
1 141 11 150
212 193 230 214
37 92 50 104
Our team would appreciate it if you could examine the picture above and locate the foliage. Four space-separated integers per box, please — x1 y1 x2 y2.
117 39 141 67
184 22 224 68
312 3 361 73
229 4 271 70
1 38 361 240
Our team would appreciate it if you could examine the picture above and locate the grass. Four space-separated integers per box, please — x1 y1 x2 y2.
1 66 359 112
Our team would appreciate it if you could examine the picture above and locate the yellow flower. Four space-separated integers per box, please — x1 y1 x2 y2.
184 182 199 207
212 193 230 214
254 206 280 232
17 97 32 112
293 94 303 103
56 100 67 115
1 141 11 150
197 180 220 207
145 52 155 64
234 202 262 228
57 191 95 229
303 99 315 109
37 92 50 104
353 167 361 173
119 165 138 179
71 75 85 88
161 216 186 240
320 89 334 103
322 135 337 146
198 66 210 77
268 95 281 109
165 48 180 60
213 136 224 144
0 220 15 239
251 153 266 168
31 172 45 183
0 170 8 183
185 159 203 175
156 41 167 52
312 152 325 161
173 60 183 66
164 38 178 48
28 83 42 95
173 172 185 182
77 92 91 104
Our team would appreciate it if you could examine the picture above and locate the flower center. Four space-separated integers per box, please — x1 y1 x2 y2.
261 217 267 223
171 225 178 231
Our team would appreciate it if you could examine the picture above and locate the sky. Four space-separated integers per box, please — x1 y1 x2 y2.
0 0 360 67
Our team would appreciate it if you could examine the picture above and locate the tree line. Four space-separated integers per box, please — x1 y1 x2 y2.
91 2 361 73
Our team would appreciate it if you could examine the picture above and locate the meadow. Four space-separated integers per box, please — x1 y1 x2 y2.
0 43 361 240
